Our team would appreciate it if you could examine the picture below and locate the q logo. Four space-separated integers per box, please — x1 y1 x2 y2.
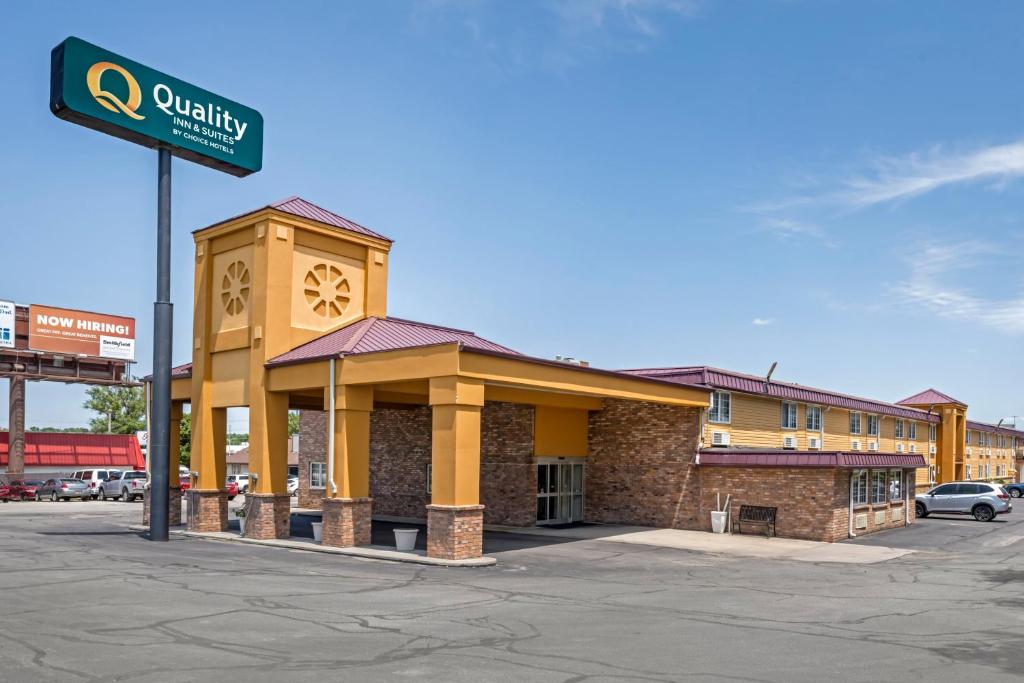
86 61 145 120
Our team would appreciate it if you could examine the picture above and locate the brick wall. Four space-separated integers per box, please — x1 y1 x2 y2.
480 402 535 526
586 399 704 530
297 410 326 509
370 405 433 518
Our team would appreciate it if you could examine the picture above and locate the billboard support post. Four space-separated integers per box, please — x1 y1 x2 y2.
149 147 172 542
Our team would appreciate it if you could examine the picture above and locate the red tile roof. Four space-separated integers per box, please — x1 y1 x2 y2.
194 196 392 243
966 420 1024 438
896 388 965 407
697 448 927 469
266 316 520 367
0 432 144 470
625 366 939 423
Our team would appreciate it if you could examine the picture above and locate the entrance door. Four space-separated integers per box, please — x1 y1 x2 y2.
536 460 584 525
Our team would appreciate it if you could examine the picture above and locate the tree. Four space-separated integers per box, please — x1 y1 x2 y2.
289 411 300 437
83 386 145 434
178 412 191 467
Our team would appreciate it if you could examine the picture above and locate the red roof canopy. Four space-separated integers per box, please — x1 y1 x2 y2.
896 388 965 407
697 448 927 469
0 432 144 470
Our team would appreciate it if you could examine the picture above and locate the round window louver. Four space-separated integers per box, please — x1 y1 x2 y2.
304 264 350 318
220 261 250 315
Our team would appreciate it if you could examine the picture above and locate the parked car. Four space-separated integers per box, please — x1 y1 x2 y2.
70 469 121 499
1004 482 1024 498
915 482 1012 522
227 474 250 494
287 476 298 496
97 471 148 501
226 481 239 500
36 478 91 501
0 481 12 502
3 479 44 501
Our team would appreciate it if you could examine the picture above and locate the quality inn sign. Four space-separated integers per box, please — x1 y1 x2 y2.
51 37 262 176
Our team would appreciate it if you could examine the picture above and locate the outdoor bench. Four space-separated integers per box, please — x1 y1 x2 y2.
736 505 777 537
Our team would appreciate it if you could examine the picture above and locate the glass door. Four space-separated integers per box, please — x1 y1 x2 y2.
537 460 584 525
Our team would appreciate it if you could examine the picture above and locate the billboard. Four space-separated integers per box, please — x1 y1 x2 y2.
28 305 135 361
50 37 263 177
0 300 14 348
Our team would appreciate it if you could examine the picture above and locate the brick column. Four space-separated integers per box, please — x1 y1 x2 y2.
188 489 228 532
143 487 183 526
7 377 25 477
244 493 291 539
427 505 484 560
322 497 372 547
427 377 485 560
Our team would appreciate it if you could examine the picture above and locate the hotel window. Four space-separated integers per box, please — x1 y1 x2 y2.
889 469 902 501
965 465 972 480
851 469 868 505
849 412 862 435
781 402 797 430
966 431 972 445
868 415 880 437
908 422 917 440
928 465 936 483
806 405 823 432
871 470 887 504
309 462 326 489
708 391 731 424
929 424 937 441
895 419 904 439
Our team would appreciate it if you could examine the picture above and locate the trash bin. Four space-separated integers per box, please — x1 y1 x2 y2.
311 521 323 542
394 528 418 551
711 511 728 534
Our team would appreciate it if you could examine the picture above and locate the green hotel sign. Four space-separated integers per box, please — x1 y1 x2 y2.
50 37 263 176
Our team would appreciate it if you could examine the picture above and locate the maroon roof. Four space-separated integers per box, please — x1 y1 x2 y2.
966 420 1024 438
697 448 927 469
896 388 965 407
266 316 520 367
625 366 939 423
0 432 145 470
195 196 392 243
227 446 298 466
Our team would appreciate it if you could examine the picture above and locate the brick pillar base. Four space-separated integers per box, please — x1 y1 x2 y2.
322 497 372 547
188 489 229 532
143 487 183 526
427 504 484 560
244 493 291 540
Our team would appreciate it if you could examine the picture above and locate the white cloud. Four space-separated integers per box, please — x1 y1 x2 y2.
751 317 775 326
758 217 836 247
892 240 1024 334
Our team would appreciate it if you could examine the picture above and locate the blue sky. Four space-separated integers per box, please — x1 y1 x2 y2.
1 0 1022 431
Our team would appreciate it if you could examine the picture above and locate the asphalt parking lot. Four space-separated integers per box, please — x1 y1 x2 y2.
2 501 1024 682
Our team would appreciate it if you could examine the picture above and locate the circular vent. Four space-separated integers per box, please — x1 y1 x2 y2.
220 261 250 315
304 264 350 318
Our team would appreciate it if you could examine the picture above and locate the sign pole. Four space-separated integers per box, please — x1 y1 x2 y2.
149 147 172 541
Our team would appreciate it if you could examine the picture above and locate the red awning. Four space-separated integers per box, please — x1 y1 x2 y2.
697 448 926 469
0 432 144 470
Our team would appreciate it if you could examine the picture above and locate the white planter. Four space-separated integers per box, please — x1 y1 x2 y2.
710 511 728 534
238 517 246 535
394 528 418 552
311 521 323 542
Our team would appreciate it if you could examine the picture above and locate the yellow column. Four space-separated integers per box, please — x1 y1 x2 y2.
429 376 484 506
169 401 182 488
248 390 290 495
327 385 373 499
192 406 227 489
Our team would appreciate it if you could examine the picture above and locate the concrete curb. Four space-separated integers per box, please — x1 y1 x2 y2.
128 525 496 567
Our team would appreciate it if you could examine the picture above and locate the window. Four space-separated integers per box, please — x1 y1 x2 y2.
966 431 972 445
851 469 868 505
867 415 880 437
889 469 903 501
965 464 972 480
426 464 433 494
895 419 904 439
309 462 326 488
871 470 887 504
928 465 936 483
929 424 937 441
908 422 917 440
932 483 958 495
708 391 731 424
806 405 823 432
781 402 797 430
849 412 862 435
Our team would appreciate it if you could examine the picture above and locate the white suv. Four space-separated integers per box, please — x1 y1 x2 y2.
70 469 121 500
227 474 250 494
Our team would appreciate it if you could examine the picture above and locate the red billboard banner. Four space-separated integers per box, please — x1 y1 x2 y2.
28 304 135 360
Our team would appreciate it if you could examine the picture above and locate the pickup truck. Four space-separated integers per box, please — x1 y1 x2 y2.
97 471 148 501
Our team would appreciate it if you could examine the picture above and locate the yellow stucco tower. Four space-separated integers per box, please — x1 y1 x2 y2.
187 198 391 534
897 389 967 485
